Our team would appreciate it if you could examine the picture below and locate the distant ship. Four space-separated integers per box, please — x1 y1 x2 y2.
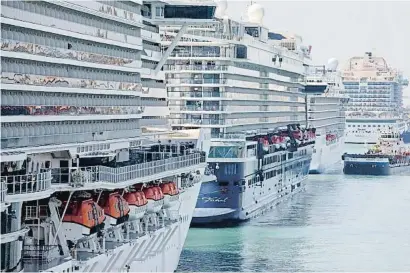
305 60 349 174
342 131 410 175
162 1 315 225
342 52 408 144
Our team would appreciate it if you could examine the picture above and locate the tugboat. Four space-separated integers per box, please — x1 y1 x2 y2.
342 131 410 175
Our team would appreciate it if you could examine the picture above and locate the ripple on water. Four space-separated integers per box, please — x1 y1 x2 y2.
178 174 410 272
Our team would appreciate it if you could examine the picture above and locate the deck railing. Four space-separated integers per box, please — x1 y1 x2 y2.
50 153 205 186
23 245 60 262
1 171 52 196
0 182 6 203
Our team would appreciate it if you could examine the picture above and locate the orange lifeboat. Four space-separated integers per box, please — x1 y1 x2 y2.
143 186 164 213
161 182 180 208
96 192 130 226
124 190 148 220
61 199 105 241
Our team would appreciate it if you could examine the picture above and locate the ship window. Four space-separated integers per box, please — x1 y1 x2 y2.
218 181 229 187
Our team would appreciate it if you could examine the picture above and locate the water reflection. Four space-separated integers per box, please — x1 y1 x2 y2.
179 174 410 271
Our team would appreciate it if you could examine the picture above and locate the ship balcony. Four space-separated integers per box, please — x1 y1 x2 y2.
50 152 206 190
1 106 144 123
1 72 142 96
1 171 53 202
170 119 225 126
176 105 225 112
1 39 142 71
164 65 228 72
0 182 9 212
1 10 142 48
167 79 227 85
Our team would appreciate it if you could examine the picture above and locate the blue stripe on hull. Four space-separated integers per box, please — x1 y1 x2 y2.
343 161 390 175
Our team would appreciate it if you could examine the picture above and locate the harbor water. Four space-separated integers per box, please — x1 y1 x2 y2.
177 145 410 271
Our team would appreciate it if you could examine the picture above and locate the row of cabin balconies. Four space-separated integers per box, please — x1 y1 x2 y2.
166 78 227 85
1 120 142 150
164 64 228 72
1 91 140 107
0 152 205 202
346 94 391 99
1 39 141 70
170 118 225 126
1 2 143 48
1 106 143 117
1 72 142 95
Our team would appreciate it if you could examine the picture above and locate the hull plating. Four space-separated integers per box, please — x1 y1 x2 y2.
192 154 312 226
310 136 345 174
343 160 410 176
70 182 202 273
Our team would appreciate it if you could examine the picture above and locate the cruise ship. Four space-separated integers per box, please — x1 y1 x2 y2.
162 1 315 225
342 52 408 144
305 59 349 174
0 0 215 272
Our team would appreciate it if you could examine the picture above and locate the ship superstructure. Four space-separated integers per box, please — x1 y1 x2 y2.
0 0 215 272
161 1 316 225
305 59 349 173
342 52 407 144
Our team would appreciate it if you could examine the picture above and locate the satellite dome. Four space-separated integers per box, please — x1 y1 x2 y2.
247 3 264 24
215 0 228 18
327 58 339 71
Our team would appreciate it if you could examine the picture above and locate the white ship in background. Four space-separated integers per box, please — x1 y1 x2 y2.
0 0 215 272
342 52 408 144
305 59 349 173
161 1 316 225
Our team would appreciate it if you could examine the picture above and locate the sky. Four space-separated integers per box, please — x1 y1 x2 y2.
224 1 410 105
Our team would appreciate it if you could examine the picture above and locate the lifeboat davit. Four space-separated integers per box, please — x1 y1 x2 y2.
143 186 164 213
97 192 130 226
160 182 180 209
61 199 105 241
124 190 148 220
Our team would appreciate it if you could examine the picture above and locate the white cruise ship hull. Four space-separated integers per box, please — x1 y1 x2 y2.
345 129 380 144
345 121 406 144
73 182 201 273
309 135 345 174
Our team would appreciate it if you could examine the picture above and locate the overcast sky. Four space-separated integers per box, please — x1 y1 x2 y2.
225 1 410 104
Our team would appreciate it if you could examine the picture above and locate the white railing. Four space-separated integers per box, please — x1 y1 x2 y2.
1 72 142 92
0 182 6 203
1 171 52 196
51 153 205 185
1 39 140 68
211 133 246 141
164 65 228 71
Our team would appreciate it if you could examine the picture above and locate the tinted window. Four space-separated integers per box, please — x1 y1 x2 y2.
164 6 215 19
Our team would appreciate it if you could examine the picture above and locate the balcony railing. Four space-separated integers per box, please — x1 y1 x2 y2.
0 182 6 203
164 65 228 71
1 39 140 68
1 72 142 92
167 79 227 85
210 133 247 141
179 105 223 111
169 51 221 58
1 106 143 117
23 245 60 262
1 171 52 196
170 119 224 125
1 128 141 149
49 153 205 186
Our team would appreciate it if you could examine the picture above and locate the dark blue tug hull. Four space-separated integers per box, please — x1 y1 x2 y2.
342 153 410 176
343 160 390 175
